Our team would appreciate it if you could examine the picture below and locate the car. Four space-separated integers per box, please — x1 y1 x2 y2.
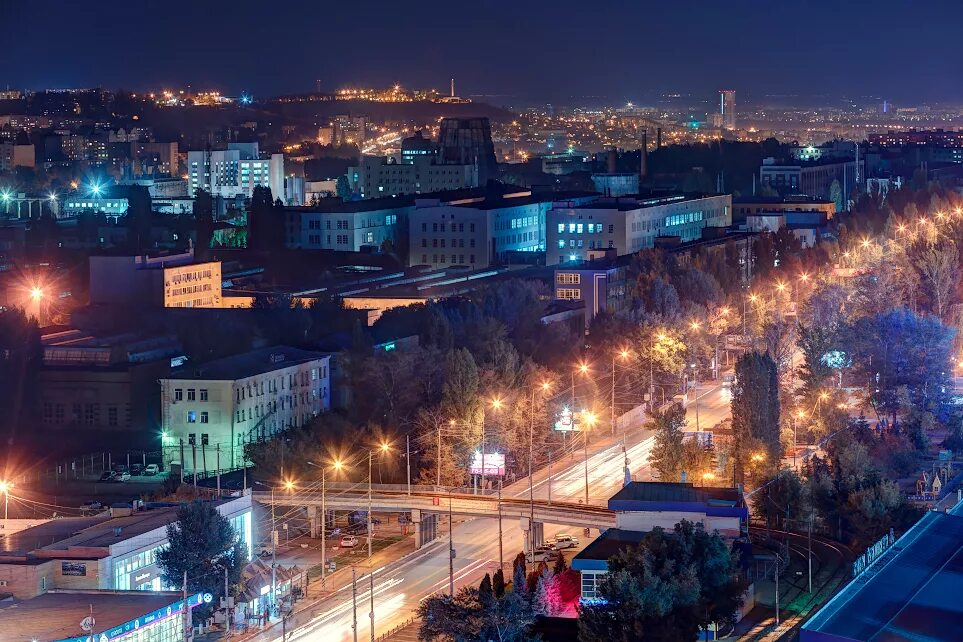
340 536 359 548
526 547 559 563
98 471 117 482
130 464 143 476
143 464 159 476
112 464 128 474
552 534 580 550
257 549 273 559
80 501 103 512
115 472 131 482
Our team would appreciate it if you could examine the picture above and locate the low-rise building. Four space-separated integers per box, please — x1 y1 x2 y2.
37 329 180 439
759 157 862 208
546 193 732 265
572 481 747 603
160 346 330 474
0 590 207 642
0 496 251 598
732 195 835 222
89 252 223 308
286 197 409 252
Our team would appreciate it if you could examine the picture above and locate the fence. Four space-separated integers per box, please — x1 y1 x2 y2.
12 449 164 485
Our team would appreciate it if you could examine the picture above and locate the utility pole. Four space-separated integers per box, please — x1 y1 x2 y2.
223 565 230 635
271 486 277 610
216 444 221 497
369 571 375 642
367 452 373 561
611 354 616 436
183 570 189 641
528 386 536 571
436 422 442 487
322 467 327 588
497 480 504 572
351 567 358 642
406 434 411 496
448 493 454 596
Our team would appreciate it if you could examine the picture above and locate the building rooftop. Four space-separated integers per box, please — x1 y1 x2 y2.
571 528 648 571
733 196 833 205
167 345 327 381
0 516 110 557
0 590 197 642
290 184 530 214
564 192 725 211
608 481 744 511
451 190 596 210
802 501 963 642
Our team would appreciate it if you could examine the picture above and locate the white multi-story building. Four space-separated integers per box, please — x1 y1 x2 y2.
347 154 478 199
287 199 408 251
546 193 732 265
408 190 598 270
186 142 284 200
160 346 330 474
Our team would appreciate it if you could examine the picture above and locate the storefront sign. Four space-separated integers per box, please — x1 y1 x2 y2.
54 594 204 642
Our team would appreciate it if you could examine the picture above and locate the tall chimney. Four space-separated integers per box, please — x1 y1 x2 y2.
607 147 617 174
656 127 662 149
640 130 648 181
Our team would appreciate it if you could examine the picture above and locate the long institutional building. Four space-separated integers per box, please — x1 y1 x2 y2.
288 186 730 271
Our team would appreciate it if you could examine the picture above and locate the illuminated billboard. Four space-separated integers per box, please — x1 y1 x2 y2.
554 407 581 432
468 451 505 476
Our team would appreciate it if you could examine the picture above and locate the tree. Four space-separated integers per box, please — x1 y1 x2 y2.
731 351 781 482
578 521 746 642
124 184 153 251
915 239 959 320
830 179 843 212
532 568 555 617
648 405 687 481
193 188 214 259
335 174 352 200
492 568 506 598
247 186 284 251
156 501 246 623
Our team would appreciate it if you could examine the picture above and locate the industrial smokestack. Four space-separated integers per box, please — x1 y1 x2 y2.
640 130 648 181
656 127 662 149
607 147 617 174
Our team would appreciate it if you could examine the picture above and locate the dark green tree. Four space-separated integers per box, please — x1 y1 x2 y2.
156 501 246 623
193 188 214 259
492 568 506 598
578 521 746 642
124 184 153 251
648 404 687 481
731 351 781 482
335 175 352 200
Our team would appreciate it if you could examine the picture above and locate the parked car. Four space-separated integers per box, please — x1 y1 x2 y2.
526 547 559 563
143 464 159 476
98 471 117 482
130 464 143 476
552 534 580 550
257 548 273 559
115 472 131 482
80 501 103 511
112 464 128 474
340 535 359 548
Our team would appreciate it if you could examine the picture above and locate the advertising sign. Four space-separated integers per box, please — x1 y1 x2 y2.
554 407 581 432
62 561 87 577
468 451 505 476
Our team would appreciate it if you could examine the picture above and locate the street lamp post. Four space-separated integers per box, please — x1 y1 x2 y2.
582 411 597 504
528 382 549 570
0 481 12 528
307 459 344 589
253 480 289 612
368 443 390 562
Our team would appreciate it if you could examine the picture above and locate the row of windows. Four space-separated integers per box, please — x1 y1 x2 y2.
422 237 475 249
169 283 213 297
500 215 538 231
497 231 538 247
174 388 208 402
558 239 614 249
234 387 325 422
663 211 705 227
421 254 476 265
556 223 613 234
423 221 477 233
186 410 209 423
556 273 581 284
169 269 214 284
42 402 130 426
557 288 581 300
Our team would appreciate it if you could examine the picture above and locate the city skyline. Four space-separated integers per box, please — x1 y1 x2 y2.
2 0 962 104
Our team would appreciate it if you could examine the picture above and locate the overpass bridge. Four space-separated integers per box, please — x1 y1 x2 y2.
252 483 616 550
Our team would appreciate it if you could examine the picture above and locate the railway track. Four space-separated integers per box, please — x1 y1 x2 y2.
742 528 854 641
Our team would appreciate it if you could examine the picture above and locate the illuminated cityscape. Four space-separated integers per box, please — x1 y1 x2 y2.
0 2 962 641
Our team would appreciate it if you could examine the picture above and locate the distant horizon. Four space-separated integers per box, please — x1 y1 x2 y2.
3 0 961 105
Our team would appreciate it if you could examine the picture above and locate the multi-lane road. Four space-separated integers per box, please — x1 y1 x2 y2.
252 382 732 641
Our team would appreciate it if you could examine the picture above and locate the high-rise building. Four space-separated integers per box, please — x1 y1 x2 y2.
437 117 498 184
720 90 736 130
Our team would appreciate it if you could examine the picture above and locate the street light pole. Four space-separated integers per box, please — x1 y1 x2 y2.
271 486 277 611
369 570 375 642
448 492 454 597
367 451 373 561
321 467 327 588
528 386 536 570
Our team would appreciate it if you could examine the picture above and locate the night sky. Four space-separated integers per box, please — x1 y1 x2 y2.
2 0 961 105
